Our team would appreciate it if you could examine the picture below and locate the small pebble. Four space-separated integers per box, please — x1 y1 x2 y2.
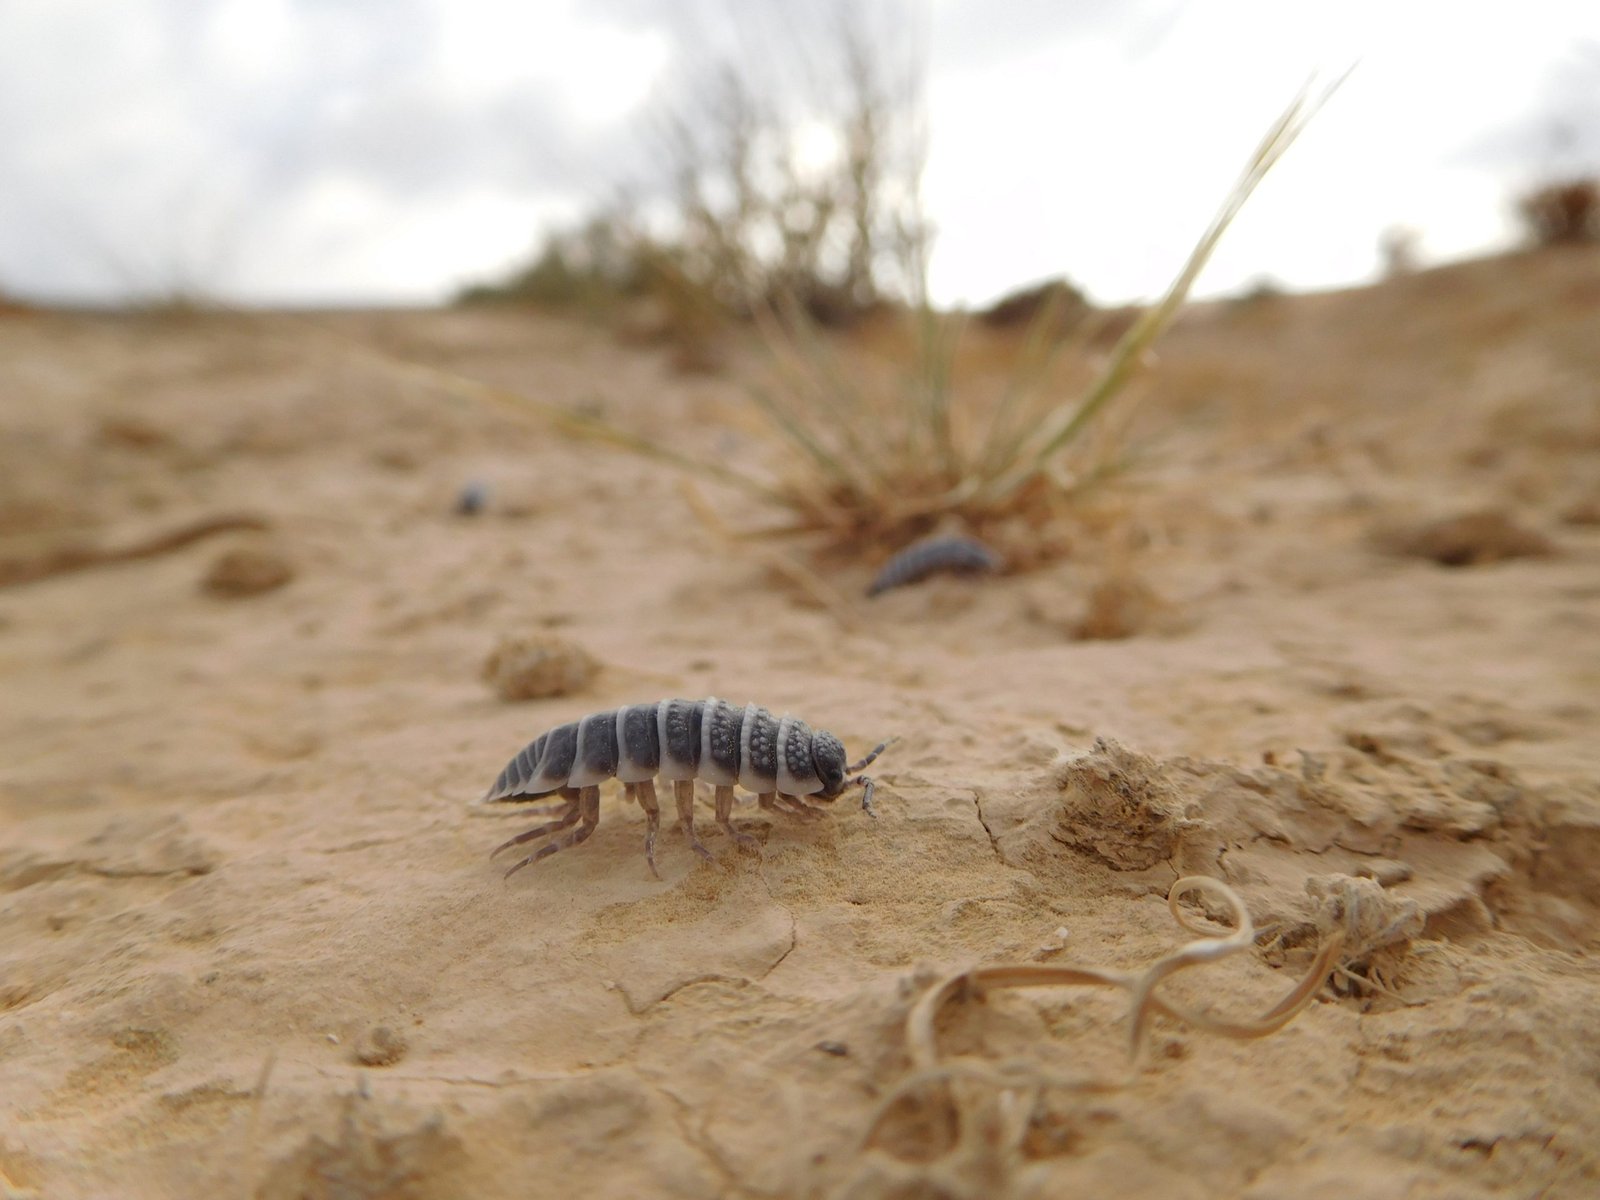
455 480 490 516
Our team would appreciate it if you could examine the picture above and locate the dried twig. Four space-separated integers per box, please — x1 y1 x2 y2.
0 513 270 588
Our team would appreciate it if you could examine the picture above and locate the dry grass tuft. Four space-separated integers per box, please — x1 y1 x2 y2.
702 81 1343 560
460 16 924 372
332 83 1341 575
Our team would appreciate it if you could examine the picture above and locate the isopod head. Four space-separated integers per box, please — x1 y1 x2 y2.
811 731 850 798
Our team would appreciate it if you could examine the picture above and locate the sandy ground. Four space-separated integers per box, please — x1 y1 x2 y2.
2 247 1599 1199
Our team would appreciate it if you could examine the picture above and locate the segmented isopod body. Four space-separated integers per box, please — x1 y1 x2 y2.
476 697 890 879
867 535 1003 597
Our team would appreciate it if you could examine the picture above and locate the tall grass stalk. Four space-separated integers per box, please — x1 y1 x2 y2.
980 78 1344 509
736 77 1345 542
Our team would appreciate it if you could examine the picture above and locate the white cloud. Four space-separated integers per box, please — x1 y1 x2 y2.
243 175 583 302
0 0 1596 305
925 0 1600 304
433 0 671 128
201 0 301 89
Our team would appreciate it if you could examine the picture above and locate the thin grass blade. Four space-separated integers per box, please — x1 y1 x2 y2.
982 76 1347 507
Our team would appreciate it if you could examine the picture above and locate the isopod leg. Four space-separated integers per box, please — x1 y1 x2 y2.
761 793 821 821
715 785 760 851
476 799 569 820
632 780 663 880
674 780 715 864
504 786 600 878
489 789 581 859
780 793 827 821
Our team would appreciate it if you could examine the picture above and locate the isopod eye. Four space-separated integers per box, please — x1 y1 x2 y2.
811 731 848 797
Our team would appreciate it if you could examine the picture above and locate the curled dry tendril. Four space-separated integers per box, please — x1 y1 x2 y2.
866 876 1345 1152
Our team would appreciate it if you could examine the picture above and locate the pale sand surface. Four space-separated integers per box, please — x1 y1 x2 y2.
2 248 1598 1198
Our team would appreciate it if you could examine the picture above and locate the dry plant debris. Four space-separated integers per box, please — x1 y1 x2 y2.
0 512 269 589
915 876 1340 1072
1300 875 1424 999
863 877 1345 1159
1051 737 1201 871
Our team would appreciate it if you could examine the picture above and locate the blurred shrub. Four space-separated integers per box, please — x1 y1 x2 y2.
1516 177 1599 245
1379 225 1420 276
460 18 925 345
457 214 648 309
657 38 925 331
978 277 1091 331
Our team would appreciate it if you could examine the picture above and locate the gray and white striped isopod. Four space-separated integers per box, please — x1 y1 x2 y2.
475 697 891 879
867 534 1003 597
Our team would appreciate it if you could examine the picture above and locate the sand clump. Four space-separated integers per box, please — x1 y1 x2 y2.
1051 737 1206 869
1374 507 1557 566
1072 574 1179 641
352 1026 408 1067
481 632 599 701
1021 572 1183 642
1029 720 1600 966
202 544 295 597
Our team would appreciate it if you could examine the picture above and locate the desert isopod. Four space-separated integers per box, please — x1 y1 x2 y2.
475 697 891 879
867 535 1003 597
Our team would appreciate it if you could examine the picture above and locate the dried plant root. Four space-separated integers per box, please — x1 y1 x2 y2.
863 878 1344 1160
906 877 1344 1072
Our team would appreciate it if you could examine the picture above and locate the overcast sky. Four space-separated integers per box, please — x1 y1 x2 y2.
1 0 1596 308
